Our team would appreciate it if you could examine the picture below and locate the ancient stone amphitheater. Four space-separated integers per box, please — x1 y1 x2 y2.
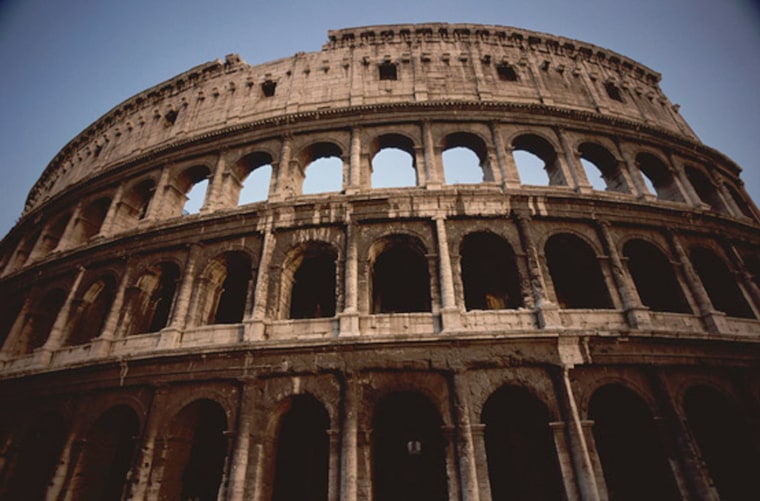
0 23 758 501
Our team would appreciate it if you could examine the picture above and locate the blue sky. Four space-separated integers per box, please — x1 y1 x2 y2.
1 0 758 237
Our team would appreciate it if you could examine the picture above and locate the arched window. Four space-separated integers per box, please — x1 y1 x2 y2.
129 262 181 335
158 400 227 501
35 212 70 257
370 235 431 314
272 395 330 501
372 392 448 501
482 386 564 501
635 153 684 202
623 240 690 313
235 152 273 205
512 134 565 186
578 143 629 193
197 252 252 325
460 232 523 310
287 243 337 319
441 132 489 184
300 142 343 195
690 247 754 318
68 406 140 500
66 276 117 346
545 233 613 309
178 165 211 215
685 166 728 213
683 386 760 500
590 385 680 501
371 134 416 188
0 413 68 500
116 179 155 230
23 288 66 353
71 197 111 245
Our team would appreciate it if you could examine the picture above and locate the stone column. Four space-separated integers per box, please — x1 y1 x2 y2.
0 296 32 361
144 166 172 221
270 136 292 201
555 128 588 192
723 241 760 314
422 121 442 189
595 220 650 328
341 378 360 501
666 231 727 334
616 141 654 200
491 122 520 189
513 212 560 328
452 372 482 501
442 425 462 501
159 244 201 348
99 183 124 237
246 225 275 341
548 421 581 501
345 127 362 194
38 267 87 365
328 428 341 501
228 381 257 501
553 366 601 501
434 215 461 331
129 387 171 500
203 150 228 212
469 424 493 501
340 221 360 336
55 201 83 251
90 262 131 357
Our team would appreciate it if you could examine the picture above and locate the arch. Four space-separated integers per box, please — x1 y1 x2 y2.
372 391 448 501
71 197 112 245
481 386 564 501
0 412 68 500
441 132 489 184
370 235 431 314
589 384 680 500
635 153 684 202
284 241 337 319
272 394 330 501
66 275 118 346
512 134 565 186
37 211 71 257
726 183 756 219
685 166 728 213
128 261 181 335
234 151 274 205
623 239 690 313
177 165 211 215
158 399 228 501
196 251 253 325
0 295 25 352
370 133 417 188
460 232 523 310
683 385 760 500
23 288 67 353
68 405 140 500
690 246 754 318
545 233 613 309
578 142 629 193
120 178 155 226
299 142 344 195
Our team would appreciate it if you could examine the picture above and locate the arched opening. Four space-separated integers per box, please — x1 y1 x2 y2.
23 288 66 353
158 399 228 501
66 276 117 346
726 184 756 219
683 385 760 500
129 262 181 335
589 384 680 501
178 165 211 215
371 134 416 188
442 132 489 184
0 412 68 500
272 394 330 501
481 386 564 501
685 166 728 213
71 197 112 245
37 212 71 257
635 153 684 202
119 179 155 227
287 243 337 319
690 247 754 318
371 235 431 314
300 142 343 195
235 151 273 205
545 233 613 309
372 392 448 501
11 228 40 268
69 405 140 500
0 296 24 352
198 251 253 325
578 143 629 193
460 232 523 310
623 240 690 313
512 134 565 186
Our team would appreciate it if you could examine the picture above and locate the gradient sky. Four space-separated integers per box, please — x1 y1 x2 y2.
1 0 758 238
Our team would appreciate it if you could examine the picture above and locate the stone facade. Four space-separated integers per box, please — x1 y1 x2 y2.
0 23 758 500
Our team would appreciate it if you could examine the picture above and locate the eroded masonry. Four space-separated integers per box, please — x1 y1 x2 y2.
0 23 758 500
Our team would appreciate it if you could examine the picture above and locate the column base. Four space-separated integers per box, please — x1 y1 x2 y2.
243 319 267 342
536 302 561 329
440 308 462 332
339 312 360 337
624 306 652 329
157 327 182 349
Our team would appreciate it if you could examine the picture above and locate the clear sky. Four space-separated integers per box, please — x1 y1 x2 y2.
1 0 758 238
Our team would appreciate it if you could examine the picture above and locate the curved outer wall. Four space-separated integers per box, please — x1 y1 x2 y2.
0 23 759 501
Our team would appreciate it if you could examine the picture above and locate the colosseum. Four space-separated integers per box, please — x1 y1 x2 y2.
0 22 758 500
